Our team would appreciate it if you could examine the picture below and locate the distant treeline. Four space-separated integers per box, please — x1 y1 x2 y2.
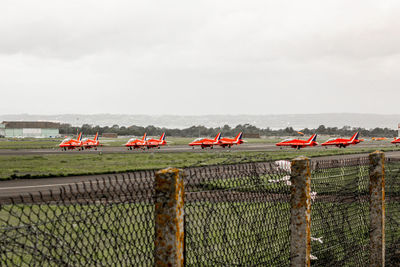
59 123 398 138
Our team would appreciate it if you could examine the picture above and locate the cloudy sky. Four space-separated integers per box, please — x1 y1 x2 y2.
1 0 399 115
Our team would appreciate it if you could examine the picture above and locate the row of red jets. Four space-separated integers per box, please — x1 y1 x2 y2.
60 132 244 150
59 132 101 151
276 132 361 149
125 133 167 150
60 131 399 151
126 132 244 150
188 132 244 149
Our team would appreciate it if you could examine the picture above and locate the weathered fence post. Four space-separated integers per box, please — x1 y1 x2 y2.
369 151 385 267
154 168 185 267
290 156 311 267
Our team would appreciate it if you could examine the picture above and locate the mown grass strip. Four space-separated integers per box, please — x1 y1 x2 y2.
1 146 400 180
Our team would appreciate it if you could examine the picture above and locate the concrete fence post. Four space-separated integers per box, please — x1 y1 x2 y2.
290 156 311 267
369 151 385 267
154 168 185 267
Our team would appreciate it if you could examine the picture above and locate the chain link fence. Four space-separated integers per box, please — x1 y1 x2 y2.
184 162 291 266
0 171 156 266
0 155 399 266
385 157 400 266
310 158 370 266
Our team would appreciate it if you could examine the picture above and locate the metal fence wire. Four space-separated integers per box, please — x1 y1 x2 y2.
385 157 400 266
184 162 291 266
0 156 400 266
0 171 156 266
310 157 370 266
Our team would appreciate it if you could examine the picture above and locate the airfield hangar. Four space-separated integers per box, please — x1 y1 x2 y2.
0 121 60 138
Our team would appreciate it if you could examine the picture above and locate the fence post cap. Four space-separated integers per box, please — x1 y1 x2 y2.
156 167 181 175
369 151 384 162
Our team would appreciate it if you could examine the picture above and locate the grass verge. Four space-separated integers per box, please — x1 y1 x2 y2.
1 146 400 180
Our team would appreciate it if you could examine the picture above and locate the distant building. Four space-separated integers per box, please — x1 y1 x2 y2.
1 121 60 138
0 124 4 137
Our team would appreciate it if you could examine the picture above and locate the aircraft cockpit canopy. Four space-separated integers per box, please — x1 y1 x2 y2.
61 138 71 143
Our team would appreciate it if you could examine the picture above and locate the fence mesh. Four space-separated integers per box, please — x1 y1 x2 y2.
0 171 155 266
310 158 370 266
184 161 291 266
385 157 400 266
0 156 400 266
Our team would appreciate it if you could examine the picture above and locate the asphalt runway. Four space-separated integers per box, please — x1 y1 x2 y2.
0 141 396 155
1 150 400 202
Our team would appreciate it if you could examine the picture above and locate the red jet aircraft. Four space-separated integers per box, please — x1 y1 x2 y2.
189 133 221 149
125 133 147 150
146 133 167 149
391 137 400 146
82 132 102 150
59 132 83 151
218 132 244 148
276 134 318 150
321 132 361 148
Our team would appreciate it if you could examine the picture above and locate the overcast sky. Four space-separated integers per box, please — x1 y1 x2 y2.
1 0 399 115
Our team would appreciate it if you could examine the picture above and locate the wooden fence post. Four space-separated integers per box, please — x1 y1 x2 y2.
290 156 311 267
369 151 385 267
154 168 185 267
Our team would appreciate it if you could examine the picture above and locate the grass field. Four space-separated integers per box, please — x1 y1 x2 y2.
0 201 379 266
0 203 155 266
0 138 64 149
0 201 291 266
1 146 400 180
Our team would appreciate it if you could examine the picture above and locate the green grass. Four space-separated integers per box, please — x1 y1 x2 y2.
0 203 155 266
0 200 291 266
0 200 375 266
0 138 63 149
185 201 291 266
2 146 400 180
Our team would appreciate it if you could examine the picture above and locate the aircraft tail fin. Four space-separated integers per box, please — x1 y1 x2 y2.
78 132 82 141
160 132 166 141
235 132 243 142
350 132 359 142
142 133 147 140
215 132 221 141
94 132 99 141
307 134 317 143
